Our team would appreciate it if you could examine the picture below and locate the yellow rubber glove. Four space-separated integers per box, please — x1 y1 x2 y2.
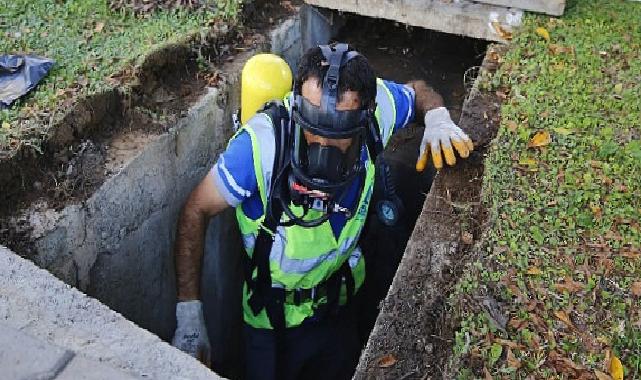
416 107 474 172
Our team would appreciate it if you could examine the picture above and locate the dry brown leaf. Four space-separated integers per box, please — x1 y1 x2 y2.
491 21 513 40
95 21 105 33
554 310 575 329
548 43 570 55
555 277 584 293
548 350 587 373
526 266 543 275
483 366 493 380
508 318 526 330
528 131 552 148
461 231 474 245
506 347 522 369
494 338 522 349
631 282 641 297
506 120 518 132
620 247 640 259
595 370 613 380
377 353 397 368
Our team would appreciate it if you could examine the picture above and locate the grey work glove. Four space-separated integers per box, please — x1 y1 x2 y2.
172 300 211 367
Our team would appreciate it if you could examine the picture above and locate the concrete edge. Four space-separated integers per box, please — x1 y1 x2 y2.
305 0 523 42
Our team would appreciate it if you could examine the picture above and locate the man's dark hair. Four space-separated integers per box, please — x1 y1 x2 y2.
295 43 377 109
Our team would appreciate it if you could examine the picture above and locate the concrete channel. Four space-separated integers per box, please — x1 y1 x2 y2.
0 4 496 379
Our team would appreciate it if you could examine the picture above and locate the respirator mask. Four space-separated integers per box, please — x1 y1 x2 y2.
280 44 372 227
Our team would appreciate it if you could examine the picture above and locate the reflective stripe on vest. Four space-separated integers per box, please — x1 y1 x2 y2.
234 81 397 328
375 78 397 146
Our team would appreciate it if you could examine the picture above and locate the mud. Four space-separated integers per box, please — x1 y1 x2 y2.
354 45 506 380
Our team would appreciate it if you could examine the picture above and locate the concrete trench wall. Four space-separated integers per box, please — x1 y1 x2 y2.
1 14 304 379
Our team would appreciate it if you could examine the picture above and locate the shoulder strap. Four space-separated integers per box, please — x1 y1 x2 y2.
245 101 290 330
366 111 384 162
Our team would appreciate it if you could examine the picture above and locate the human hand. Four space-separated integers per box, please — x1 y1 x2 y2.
416 107 474 171
172 300 211 367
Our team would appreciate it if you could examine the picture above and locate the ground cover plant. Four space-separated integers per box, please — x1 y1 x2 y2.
0 0 242 158
450 0 641 379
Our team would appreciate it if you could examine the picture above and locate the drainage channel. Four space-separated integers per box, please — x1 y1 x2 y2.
0 4 493 379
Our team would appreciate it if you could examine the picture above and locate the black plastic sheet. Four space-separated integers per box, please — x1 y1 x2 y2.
0 55 55 109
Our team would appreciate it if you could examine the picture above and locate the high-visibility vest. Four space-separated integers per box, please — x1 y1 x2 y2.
234 78 398 329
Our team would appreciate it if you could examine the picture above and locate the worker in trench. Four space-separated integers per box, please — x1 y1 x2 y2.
171 43 473 379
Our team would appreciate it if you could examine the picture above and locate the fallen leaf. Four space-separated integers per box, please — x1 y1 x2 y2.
508 318 526 330
518 157 537 167
554 310 575 329
491 21 513 40
507 347 522 369
2 121 10 130
595 370 613 380
614 83 623 94
461 231 474 245
548 43 572 55
483 366 492 380
553 127 573 136
631 282 641 296
610 354 623 380
377 353 397 368
555 277 584 293
506 120 518 132
495 338 522 349
548 350 587 374
528 131 552 148
536 27 550 42
527 266 543 275
95 21 105 32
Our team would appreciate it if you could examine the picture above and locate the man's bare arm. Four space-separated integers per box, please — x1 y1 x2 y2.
405 80 444 121
175 172 230 301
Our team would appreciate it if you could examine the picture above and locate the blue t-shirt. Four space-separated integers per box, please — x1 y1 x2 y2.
212 79 415 238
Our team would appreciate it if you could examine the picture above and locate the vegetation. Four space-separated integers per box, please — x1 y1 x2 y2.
0 0 243 156
451 0 641 379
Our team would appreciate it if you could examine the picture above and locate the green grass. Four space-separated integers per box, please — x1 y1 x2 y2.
0 0 242 155
451 0 641 378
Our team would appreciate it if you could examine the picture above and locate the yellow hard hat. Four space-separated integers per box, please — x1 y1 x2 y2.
241 53 293 125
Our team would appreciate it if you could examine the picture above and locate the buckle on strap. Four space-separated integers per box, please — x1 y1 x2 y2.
258 222 276 237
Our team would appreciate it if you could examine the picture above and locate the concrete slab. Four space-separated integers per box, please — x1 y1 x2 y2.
57 356 140 380
0 246 221 380
304 0 523 42
477 0 565 16
0 324 74 380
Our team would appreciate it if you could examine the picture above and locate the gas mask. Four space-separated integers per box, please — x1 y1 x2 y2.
281 43 373 226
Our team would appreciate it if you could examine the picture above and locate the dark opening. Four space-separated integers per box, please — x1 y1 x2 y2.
326 14 490 350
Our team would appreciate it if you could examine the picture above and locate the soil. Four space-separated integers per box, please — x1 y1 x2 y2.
354 45 507 380
0 1 299 253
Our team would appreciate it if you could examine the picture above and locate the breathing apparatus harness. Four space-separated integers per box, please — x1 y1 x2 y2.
244 44 388 334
